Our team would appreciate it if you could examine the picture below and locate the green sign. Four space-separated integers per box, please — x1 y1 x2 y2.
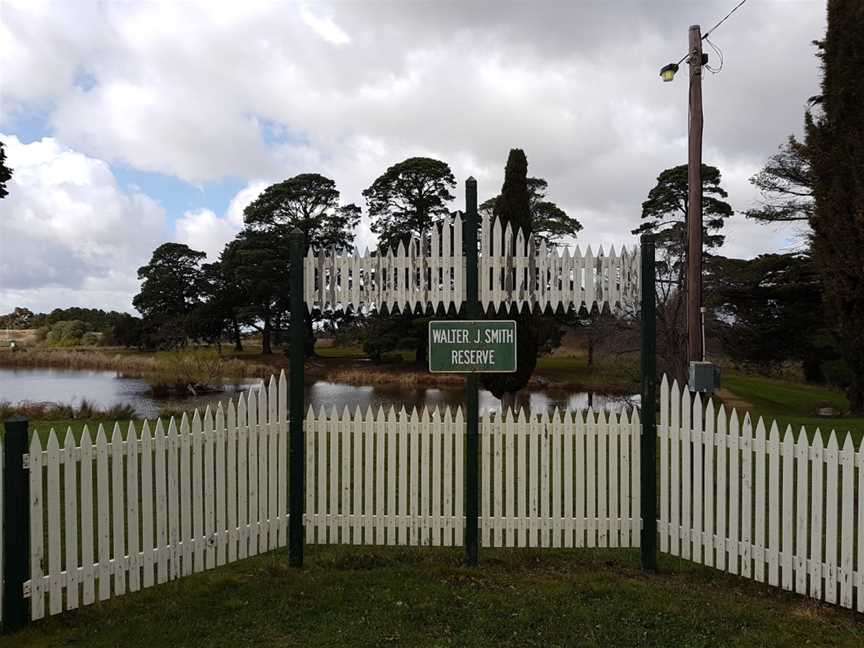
428 320 517 373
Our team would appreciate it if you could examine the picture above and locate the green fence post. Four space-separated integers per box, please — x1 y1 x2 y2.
2 416 29 632
640 234 658 571
464 177 480 566
289 229 305 567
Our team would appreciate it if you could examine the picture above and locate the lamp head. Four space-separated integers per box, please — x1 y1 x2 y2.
659 63 679 82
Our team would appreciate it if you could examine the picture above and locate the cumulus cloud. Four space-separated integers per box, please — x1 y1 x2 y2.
0 1 825 310
175 181 269 260
0 135 168 312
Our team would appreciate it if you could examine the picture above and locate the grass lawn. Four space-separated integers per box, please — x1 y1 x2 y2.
721 373 864 444
3 545 862 647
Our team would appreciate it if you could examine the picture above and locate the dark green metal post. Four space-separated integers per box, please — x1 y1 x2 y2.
289 229 305 567
639 235 658 571
2 417 29 632
464 177 480 566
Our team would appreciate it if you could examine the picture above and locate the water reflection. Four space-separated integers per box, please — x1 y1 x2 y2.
0 368 638 419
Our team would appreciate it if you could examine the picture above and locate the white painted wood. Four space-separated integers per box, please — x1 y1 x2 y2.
315 405 326 544
703 400 716 568
596 410 607 548
247 386 260 556
740 414 752 579
530 410 541 547
29 433 45 619
585 407 597 547
680 390 691 562
767 421 780 586
397 406 407 545
455 407 464 545
329 406 339 543
432 407 442 547
278 373 288 547
258 387 271 550
110 424 126 597
670 381 681 557
141 420 155 588
574 410 585 548
692 394 703 564
267 380 279 551
552 409 563 549
727 410 740 575
825 431 839 604
191 411 204 573
353 406 363 545
226 401 238 564
809 430 824 599
377 406 388 545
482 411 492 547
840 433 854 608
563 410 574 548
715 406 728 572
80 426 95 605
166 418 180 581
179 415 193 576
752 417 766 582
794 427 808 594
630 408 640 547
364 406 374 545
126 422 141 593
619 409 630 548
410 407 420 545
341 406 351 544
215 404 227 567
204 407 217 567
781 426 794 591
46 430 61 615
63 428 79 610
237 396 249 559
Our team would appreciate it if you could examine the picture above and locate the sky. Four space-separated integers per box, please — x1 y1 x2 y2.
0 0 824 314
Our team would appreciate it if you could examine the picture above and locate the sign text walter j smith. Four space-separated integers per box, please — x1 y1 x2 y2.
428 320 517 373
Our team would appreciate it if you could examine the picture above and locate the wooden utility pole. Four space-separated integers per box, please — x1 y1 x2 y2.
687 24 704 365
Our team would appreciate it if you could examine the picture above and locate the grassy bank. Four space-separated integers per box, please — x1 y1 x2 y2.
720 372 864 443
3 545 862 647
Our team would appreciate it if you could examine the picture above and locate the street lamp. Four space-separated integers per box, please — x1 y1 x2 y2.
659 63 679 82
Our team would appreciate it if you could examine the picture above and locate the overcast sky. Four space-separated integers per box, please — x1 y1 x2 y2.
0 0 824 314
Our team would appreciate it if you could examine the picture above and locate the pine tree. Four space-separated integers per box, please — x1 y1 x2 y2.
807 0 864 411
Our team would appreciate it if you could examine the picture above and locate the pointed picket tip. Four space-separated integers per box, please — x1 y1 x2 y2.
341 404 351 421
81 424 93 446
30 430 43 452
661 374 669 390
631 407 641 426
454 406 464 423
421 406 432 422
552 406 562 422
767 419 779 442
754 416 766 436
47 428 59 451
111 421 123 443
128 419 138 437
782 424 794 443
827 429 839 450
596 408 607 425
64 426 76 447
388 405 398 421
841 431 854 451
353 405 363 422
670 379 680 399
706 397 716 417
693 391 703 411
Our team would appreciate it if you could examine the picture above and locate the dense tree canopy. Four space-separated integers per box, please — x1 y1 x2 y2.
133 243 207 348
807 0 864 411
220 229 291 355
243 173 360 253
363 157 456 252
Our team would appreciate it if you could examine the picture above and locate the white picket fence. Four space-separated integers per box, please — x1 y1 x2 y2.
658 376 864 612
304 213 641 314
24 375 290 621
305 405 641 549
20 371 639 621
9 370 864 623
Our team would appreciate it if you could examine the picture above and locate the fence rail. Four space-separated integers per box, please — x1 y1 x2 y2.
304 213 640 314
658 376 864 612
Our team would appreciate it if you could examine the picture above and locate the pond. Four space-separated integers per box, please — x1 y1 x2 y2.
0 367 639 420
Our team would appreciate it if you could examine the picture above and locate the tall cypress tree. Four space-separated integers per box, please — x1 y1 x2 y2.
807 0 864 411
482 149 561 399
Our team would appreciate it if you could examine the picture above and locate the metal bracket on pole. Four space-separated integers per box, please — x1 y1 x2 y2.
640 235 658 571
288 229 305 567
